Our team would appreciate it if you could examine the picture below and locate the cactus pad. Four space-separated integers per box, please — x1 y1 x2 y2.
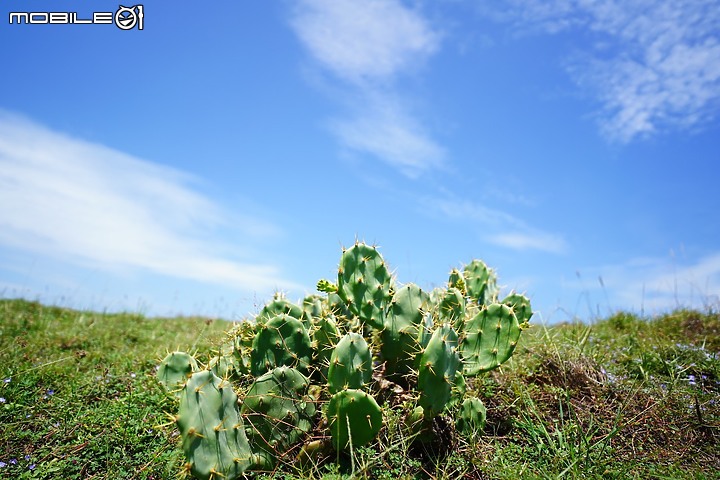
447 268 466 294
417 324 460 415
255 296 304 326
382 283 428 379
157 351 198 397
312 314 341 371
326 389 383 450
463 260 498 305
502 292 533 326
327 332 372 393
337 243 392 329
250 314 312 376
460 303 521 376
437 287 466 330
456 396 487 435
176 370 255 479
241 366 316 465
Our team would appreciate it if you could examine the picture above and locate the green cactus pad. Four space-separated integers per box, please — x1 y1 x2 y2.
417 312 434 351
417 324 460 416
301 294 324 321
327 332 372 393
337 243 393 330
460 303 521 376
502 292 533 326
456 397 487 436
157 351 198 397
256 296 304 326
463 260 498 306
230 321 255 376
312 314 341 372
448 371 467 410
241 366 316 464
177 370 255 479
209 341 243 380
326 389 383 450
382 283 428 378
437 287 466 330
250 314 313 376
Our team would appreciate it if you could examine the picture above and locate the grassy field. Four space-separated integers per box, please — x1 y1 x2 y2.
0 298 718 479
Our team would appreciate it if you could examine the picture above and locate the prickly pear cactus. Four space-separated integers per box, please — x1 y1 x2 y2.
460 303 521 376
311 314 341 371
326 388 383 450
209 341 243 380
463 259 498 305
176 370 256 479
502 292 533 326
448 268 466 294
255 295 304 326
158 351 198 397
157 241 532 479
382 283 428 380
456 396 487 435
437 287 466 330
327 332 372 393
336 243 393 330
250 314 313 376
417 324 460 416
240 366 316 466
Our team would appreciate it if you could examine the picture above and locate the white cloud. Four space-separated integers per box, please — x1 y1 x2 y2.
329 93 445 177
422 196 567 253
571 252 720 315
629 253 720 309
290 0 445 176
487 0 720 141
486 232 567 254
0 112 302 293
291 0 440 84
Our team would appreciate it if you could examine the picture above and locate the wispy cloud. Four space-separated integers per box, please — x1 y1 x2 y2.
0 112 301 293
421 196 568 253
486 232 567 254
626 252 720 310
329 93 445 178
289 0 445 176
290 0 439 84
569 251 720 315
487 0 720 141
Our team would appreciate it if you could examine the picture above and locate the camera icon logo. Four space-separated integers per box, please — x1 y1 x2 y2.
115 5 144 30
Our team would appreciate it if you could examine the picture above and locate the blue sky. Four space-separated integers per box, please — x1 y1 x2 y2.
1 0 719 323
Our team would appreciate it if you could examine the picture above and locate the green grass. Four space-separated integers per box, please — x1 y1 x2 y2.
1 298 718 479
